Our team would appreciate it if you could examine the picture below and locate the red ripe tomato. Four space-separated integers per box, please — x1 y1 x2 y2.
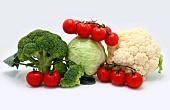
89 23 97 29
26 71 43 87
76 23 92 38
110 70 126 86
88 21 97 29
105 26 112 34
97 67 110 82
74 20 81 25
91 27 107 42
126 72 143 89
105 32 119 46
63 19 77 34
44 71 61 87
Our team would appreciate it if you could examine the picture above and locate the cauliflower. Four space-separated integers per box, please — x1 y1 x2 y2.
107 28 162 75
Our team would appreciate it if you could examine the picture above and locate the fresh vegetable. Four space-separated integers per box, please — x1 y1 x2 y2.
110 70 126 86
44 71 61 87
74 20 81 24
68 37 106 76
63 19 77 34
107 28 163 75
4 29 68 74
105 26 112 34
4 19 163 90
97 67 110 82
60 65 84 88
126 72 143 88
53 61 67 77
62 19 119 46
105 33 119 46
80 76 96 85
91 27 106 42
88 22 97 29
97 63 143 89
26 70 43 87
76 23 92 38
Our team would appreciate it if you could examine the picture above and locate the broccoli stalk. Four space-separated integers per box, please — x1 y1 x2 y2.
35 51 52 73
4 29 68 74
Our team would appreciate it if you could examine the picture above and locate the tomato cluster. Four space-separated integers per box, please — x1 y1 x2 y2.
26 70 61 87
63 19 119 46
97 65 143 89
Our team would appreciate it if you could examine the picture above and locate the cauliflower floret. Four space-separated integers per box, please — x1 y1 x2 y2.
107 28 162 75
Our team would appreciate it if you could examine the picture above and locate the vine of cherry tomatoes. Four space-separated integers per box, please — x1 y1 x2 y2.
97 63 143 89
63 19 119 46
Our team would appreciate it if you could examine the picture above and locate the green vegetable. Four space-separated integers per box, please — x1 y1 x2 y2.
68 37 106 76
4 54 20 68
80 76 96 85
53 61 67 77
4 29 68 74
158 55 163 73
60 65 84 88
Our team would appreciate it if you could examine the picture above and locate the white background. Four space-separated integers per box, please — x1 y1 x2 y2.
0 0 169 110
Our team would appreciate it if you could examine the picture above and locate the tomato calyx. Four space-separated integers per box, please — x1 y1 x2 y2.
32 68 38 72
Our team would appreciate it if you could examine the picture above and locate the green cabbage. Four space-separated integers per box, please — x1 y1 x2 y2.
68 37 106 76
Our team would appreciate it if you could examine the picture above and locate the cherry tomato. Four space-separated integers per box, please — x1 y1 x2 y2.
76 23 92 38
89 23 97 29
105 26 112 34
63 19 77 34
126 72 143 89
44 71 61 87
105 32 119 46
92 27 106 42
74 20 81 25
26 70 43 87
74 20 81 34
97 67 110 82
88 21 97 29
110 70 126 86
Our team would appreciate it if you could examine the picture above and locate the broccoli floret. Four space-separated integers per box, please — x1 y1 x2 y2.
53 61 67 77
60 65 84 88
4 29 68 73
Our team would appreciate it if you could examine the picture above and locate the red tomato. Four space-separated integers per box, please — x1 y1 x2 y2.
105 26 112 34
74 20 81 25
26 71 43 87
97 67 110 82
126 72 143 89
110 70 126 86
88 21 97 29
76 23 92 38
63 19 77 34
44 71 61 87
89 23 97 29
91 27 107 42
105 32 119 46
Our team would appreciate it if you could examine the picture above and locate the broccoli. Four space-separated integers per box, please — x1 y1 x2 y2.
53 61 67 77
60 65 84 88
4 29 68 73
